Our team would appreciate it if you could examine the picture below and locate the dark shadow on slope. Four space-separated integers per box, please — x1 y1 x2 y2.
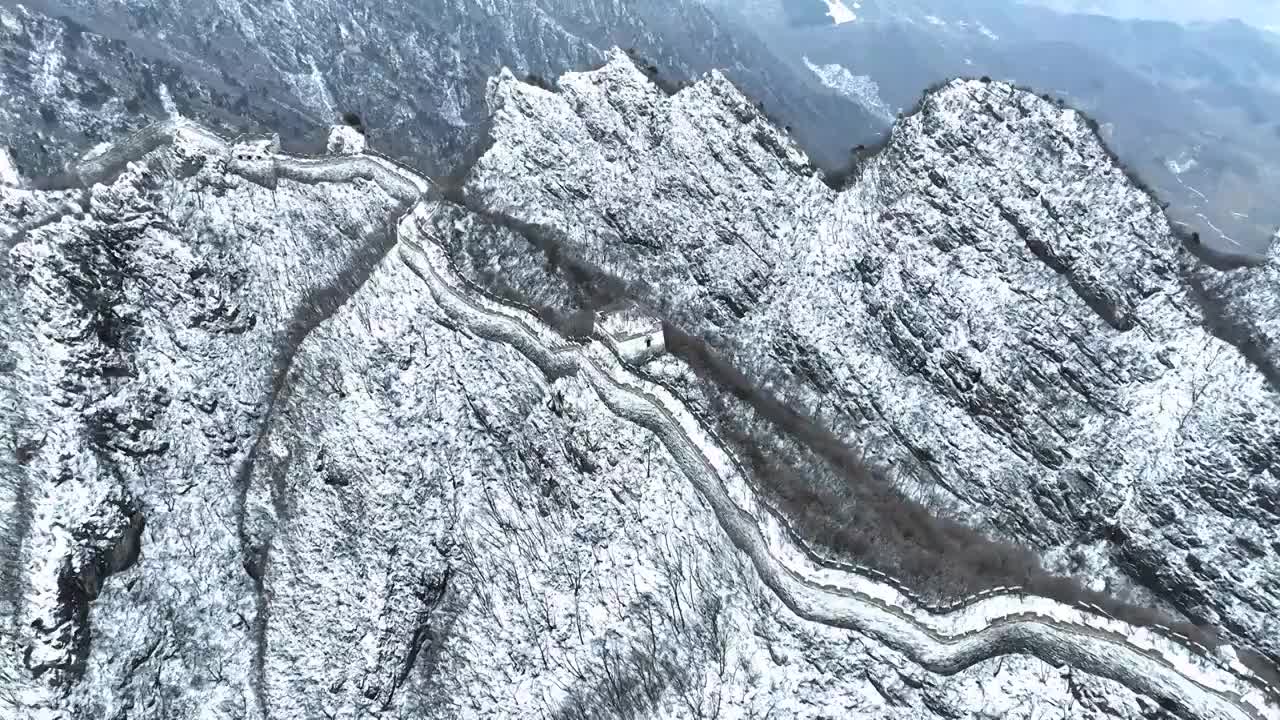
1181 265 1280 395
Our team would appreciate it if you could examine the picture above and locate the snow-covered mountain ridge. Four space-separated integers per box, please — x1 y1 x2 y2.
467 49 1280 672
1 50 1278 719
0 0 880 182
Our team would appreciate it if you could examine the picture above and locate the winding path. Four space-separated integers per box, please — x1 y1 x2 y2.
69 119 1280 720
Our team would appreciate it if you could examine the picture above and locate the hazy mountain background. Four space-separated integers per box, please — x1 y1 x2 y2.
1024 0 1280 29
708 0 1280 256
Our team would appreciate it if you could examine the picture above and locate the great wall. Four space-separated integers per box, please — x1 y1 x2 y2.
43 115 1280 720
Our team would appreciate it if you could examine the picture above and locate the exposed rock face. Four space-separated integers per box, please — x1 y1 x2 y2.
465 53 1280 664
2 54 1278 720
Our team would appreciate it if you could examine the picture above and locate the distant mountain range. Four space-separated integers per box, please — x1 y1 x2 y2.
711 0 1280 255
1024 0 1280 29
0 0 879 184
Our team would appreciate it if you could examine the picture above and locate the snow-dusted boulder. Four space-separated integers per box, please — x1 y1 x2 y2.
326 124 366 156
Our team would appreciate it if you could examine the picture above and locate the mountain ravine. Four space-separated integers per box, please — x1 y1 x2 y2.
2 51 1279 720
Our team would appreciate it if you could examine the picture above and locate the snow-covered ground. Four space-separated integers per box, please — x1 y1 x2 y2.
244 115 1280 715
0 146 18 186
803 57 895 122
821 0 858 25
1167 153 1199 175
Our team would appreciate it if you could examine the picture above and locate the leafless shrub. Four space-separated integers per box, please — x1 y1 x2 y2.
551 637 676 720
550 571 736 719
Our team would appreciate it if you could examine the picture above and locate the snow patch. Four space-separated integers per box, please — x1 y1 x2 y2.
821 0 857 25
33 34 65 99
925 14 946 26
978 23 999 40
0 146 19 186
1172 171 1208 202
306 57 337 117
802 56 893 122
1196 212 1243 248
0 6 19 32
158 84 179 119
1166 154 1198 175
279 56 337 121
81 141 113 163
326 124 367 155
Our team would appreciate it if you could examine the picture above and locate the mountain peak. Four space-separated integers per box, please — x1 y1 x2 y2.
461 57 1280 678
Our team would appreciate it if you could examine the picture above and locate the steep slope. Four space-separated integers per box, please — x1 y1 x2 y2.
464 52 1280 668
1 129 410 714
4 111 1280 720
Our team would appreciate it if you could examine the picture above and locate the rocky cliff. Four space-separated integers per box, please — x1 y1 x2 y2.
1 53 1278 720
